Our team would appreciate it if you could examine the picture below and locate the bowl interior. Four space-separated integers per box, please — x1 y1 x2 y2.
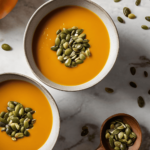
100 114 142 150
0 73 60 150
24 0 119 91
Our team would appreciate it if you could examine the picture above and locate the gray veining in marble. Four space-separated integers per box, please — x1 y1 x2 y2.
0 0 150 149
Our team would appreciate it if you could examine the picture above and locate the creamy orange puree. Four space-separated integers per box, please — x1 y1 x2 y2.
0 80 53 150
33 6 110 86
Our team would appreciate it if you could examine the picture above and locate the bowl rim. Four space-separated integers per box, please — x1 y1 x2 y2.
99 113 142 149
24 0 120 92
0 72 60 150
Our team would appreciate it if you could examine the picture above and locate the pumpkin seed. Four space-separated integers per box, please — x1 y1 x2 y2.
20 118 25 124
13 101 18 105
71 30 76 35
24 118 30 129
117 17 124 23
105 88 114 93
8 102 15 109
125 127 131 136
6 127 12 135
119 139 127 143
11 117 19 123
30 111 35 114
71 55 77 60
62 28 69 34
68 28 74 32
63 42 69 49
120 143 127 150
56 29 61 35
0 121 6 127
66 34 71 42
7 107 14 112
75 59 83 64
138 96 145 107
71 61 77 67
118 132 124 139
109 135 114 148
129 82 137 88
55 37 60 46
128 14 136 19
85 48 91 57
110 124 115 129
58 56 64 62
65 48 72 56
76 29 83 35
27 112 33 120
65 58 72 67
10 123 17 131
114 147 120 150
81 47 86 52
110 129 121 135
83 43 90 48
114 141 121 147
124 134 128 140
19 108 24 116
105 132 110 139
114 0 121 2
20 126 25 133
135 0 141 6
127 139 133 146
83 39 89 43
25 107 32 112
12 137 17 141
145 16 150 22
60 33 66 39
0 112 6 118
130 67 136 75
0 117 7 124
1 44 11 51
32 119 36 124
125 124 131 129
11 131 16 137
24 130 30 136
79 53 86 60
78 33 86 39
57 48 63 56
9 112 13 117
72 26 78 30
123 7 131 17
15 133 24 138
15 104 21 113
141 25 149 30
144 71 148 77
115 123 121 129
115 134 119 141
75 44 83 49
73 48 79 52
60 39 66 45
75 38 83 43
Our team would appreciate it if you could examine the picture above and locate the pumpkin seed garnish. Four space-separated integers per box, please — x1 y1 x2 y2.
141 25 149 30
144 71 148 77
1 44 11 51
129 82 137 88
145 16 150 22
135 0 141 6
50 26 91 68
114 0 121 2
117 17 124 23
128 14 136 19
105 88 114 93
138 96 145 108
130 67 136 75
123 7 131 17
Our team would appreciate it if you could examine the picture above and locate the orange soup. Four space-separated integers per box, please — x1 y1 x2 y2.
33 6 110 86
0 80 53 150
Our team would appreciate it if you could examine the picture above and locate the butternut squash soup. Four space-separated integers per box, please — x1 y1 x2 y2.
33 6 110 86
0 80 53 150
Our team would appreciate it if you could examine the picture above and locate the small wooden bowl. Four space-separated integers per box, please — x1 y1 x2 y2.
97 113 142 150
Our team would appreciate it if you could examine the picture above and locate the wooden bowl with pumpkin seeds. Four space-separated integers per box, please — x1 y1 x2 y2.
97 113 142 150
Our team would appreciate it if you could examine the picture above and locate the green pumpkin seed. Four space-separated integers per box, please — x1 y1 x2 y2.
120 143 127 150
11 131 16 137
115 123 121 129
64 56 69 60
70 51 76 57
7 107 14 112
60 39 66 45
24 130 30 136
12 137 17 141
65 48 72 56
20 118 25 124
30 111 35 114
75 44 83 49
83 39 89 43
69 38 74 46
71 30 76 35
78 33 86 39
9 112 13 117
13 111 18 117
56 29 61 35
63 42 69 49
83 43 90 48
114 147 120 150
56 48 63 56
10 123 17 131
109 135 114 148
32 119 36 124
144 71 148 77
11 117 19 123
7 117 10 122
124 133 128 140
68 28 74 32
115 134 119 141
13 101 18 105
117 17 124 23
25 107 32 112
73 48 79 52
123 7 131 17
110 129 121 135
71 61 77 67
76 29 83 35
55 37 60 46
114 141 121 147
24 118 30 129
110 124 115 129
114 0 121 2
6 127 12 135
125 124 131 129
71 55 77 60
15 104 21 113
105 88 114 93
135 0 141 6
127 139 133 146
28 123 33 129
1 44 11 51
129 132 137 139
128 14 136 19
75 59 83 64
0 121 6 127
141 25 149 30
27 112 33 120
65 58 72 67
8 102 15 109
75 38 83 43
125 127 131 136
130 67 136 75
58 56 64 62
0 117 7 124
129 82 137 88
0 112 6 118
1 127 6 131
60 33 66 39
105 132 110 139
81 47 86 52
72 26 78 30
118 132 124 139
15 133 24 138
62 28 69 34
66 34 71 41
79 53 86 60
117 125 125 130
19 108 24 116
119 139 127 143
20 126 25 133
145 16 150 22
138 96 145 107
72 36 78 41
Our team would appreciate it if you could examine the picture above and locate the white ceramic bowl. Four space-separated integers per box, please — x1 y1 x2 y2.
24 0 119 91
0 73 60 150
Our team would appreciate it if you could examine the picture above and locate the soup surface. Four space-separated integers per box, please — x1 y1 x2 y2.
0 80 53 150
33 6 110 86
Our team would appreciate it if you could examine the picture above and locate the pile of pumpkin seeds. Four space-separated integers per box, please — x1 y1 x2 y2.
0 101 36 141
105 119 137 150
115 0 150 30
51 26 91 67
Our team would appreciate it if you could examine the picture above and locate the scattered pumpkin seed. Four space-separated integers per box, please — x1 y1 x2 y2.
144 71 148 77
1 44 11 51
123 7 131 17
130 67 136 75
141 25 149 30
114 0 121 2
129 82 137 88
117 17 124 23
128 14 136 19
138 96 145 108
145 16 150 22
135 0 141 6
105 88 114 93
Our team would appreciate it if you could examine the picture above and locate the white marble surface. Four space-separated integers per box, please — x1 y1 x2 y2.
0 0 150 149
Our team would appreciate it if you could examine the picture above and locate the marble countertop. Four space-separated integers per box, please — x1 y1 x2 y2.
0 0 150 149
